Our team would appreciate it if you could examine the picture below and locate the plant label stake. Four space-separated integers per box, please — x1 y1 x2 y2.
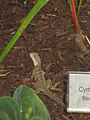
67 72 90 112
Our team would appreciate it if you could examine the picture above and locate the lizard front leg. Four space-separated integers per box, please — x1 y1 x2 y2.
32 82 41 94
46 79 62 92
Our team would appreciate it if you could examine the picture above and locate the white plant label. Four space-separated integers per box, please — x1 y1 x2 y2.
67 72 90 112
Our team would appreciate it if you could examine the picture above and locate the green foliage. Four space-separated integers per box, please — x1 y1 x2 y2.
68 0 83 16
68 0 83 29
77 0 83 15
13 85 51 120
0 97 20 120
0 85 51 120
68 0 71 10
31 117 43 120
0 0 48 63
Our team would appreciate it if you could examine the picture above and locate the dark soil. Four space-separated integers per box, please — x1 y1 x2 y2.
0 0 90 120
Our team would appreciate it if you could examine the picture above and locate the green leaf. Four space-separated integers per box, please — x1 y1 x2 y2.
68 0 71 10
0 97 20 120
31 116 44 120
13 85 51 120
0 111 11 120
0 0 48 62
77 0 83 15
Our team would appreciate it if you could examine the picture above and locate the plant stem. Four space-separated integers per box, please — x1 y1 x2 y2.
71 0 78 29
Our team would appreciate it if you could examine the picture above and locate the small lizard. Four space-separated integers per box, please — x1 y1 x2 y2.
30 52 64 106
30 52 76 120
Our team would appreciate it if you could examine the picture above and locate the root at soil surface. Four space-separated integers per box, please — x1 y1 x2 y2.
75 29 90 55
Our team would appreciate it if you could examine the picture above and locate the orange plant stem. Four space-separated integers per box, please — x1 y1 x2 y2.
71 0 78 29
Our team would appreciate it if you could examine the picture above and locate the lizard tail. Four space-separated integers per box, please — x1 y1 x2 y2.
45 89 66 108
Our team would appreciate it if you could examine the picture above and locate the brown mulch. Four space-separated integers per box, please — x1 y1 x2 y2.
0 0 90 119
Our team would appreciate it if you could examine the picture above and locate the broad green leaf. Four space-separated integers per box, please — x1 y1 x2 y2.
0 97 20 120
31 116 44 120
13 85 51 120
0 111 11 120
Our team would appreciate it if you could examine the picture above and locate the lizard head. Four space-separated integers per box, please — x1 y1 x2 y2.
30 52 41 66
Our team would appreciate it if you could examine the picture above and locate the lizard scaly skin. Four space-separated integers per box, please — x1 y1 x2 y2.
30 52 77 120
30 52 63 106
